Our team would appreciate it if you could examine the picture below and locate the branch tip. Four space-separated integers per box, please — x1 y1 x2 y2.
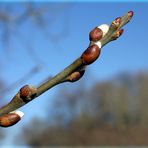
128 11 134 18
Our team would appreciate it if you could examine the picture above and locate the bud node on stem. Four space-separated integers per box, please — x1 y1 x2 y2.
20 85 37 102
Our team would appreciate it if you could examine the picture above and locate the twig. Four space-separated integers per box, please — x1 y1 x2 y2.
0 11 134 127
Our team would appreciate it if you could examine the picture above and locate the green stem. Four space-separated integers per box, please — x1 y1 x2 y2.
0 58 83 117
37 58 83 96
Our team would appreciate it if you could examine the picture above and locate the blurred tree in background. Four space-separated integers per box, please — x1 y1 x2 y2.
15 72 148 146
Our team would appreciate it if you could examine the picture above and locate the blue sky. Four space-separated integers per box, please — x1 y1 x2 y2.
0 2 148 146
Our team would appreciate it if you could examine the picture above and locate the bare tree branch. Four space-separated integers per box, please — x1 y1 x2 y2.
0 11 134 127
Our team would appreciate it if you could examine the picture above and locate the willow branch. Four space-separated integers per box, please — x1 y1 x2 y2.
0 11 134 127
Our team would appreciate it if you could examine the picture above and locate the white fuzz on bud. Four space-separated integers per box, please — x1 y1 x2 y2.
94 41 102 49
97 24 109 37
10 110 24 118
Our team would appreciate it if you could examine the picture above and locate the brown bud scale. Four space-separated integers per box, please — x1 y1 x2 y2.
20 85 32 98
0 113 21 127
19 85 37 102
81 44 101 65
69 70 85 82
89 27 103 41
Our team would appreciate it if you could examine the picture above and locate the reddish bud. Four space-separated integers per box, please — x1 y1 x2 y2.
112 17 122 27
0 113 21 127
112 29 124 40
128 11 134 18
20 85 37 101
69 70 85 82
115 17 122 24
116 29 124 37
89 27 103 41
20 85 31 98
81 44 101 65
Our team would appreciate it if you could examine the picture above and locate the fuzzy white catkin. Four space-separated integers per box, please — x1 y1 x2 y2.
94 41 102 49
10 110 24 118
97 24 109 37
